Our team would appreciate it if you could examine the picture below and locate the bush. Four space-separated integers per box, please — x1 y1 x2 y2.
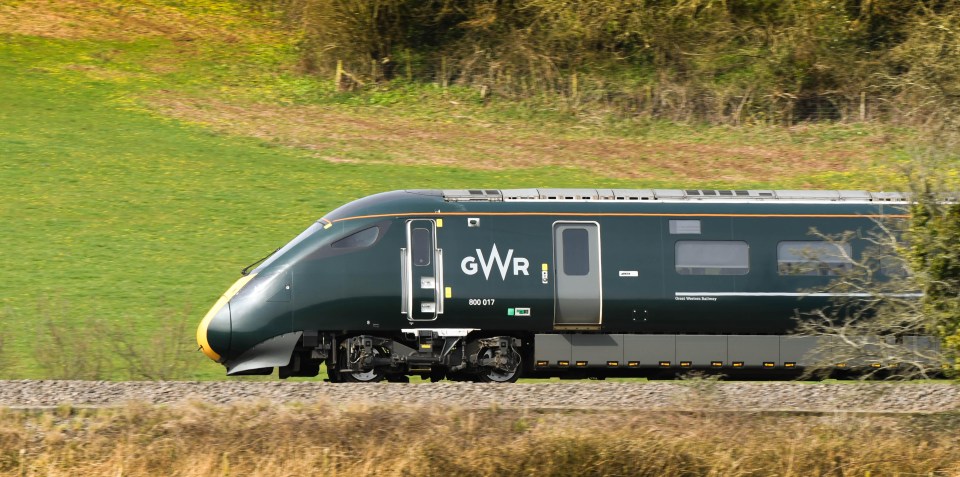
29 298 200 381
246 0 960 126
907 179 960 374
31 299 111 380
110 311 202 381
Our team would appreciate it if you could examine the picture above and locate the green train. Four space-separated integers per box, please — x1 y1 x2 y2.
197 188 927 381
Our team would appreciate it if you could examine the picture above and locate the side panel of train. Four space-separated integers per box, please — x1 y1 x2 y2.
280 210 921 380
434 212 858 334
295 214 868 330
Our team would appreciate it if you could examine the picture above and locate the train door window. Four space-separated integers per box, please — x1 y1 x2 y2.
675 241 749 275
562 228 590 276
331 226 379 249
411 227 432 266
777 241 852 276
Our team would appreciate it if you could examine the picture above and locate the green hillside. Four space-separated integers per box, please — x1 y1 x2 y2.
0 0 932 379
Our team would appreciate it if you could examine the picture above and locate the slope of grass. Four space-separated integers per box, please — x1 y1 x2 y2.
0 1 922 379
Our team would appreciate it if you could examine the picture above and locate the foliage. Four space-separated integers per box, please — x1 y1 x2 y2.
886 5 960 130
248 0 960 125
907 185 960 374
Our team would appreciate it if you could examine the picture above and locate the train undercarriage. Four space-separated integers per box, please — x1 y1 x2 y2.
278 330 526 383
272 330 942 382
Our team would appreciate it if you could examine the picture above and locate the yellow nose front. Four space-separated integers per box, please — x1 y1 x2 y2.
197 274 257 362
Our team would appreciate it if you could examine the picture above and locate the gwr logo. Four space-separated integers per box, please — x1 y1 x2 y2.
461 244 530 280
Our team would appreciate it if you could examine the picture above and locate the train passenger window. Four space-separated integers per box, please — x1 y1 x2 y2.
331 226 379 249
777 241 852 276
411 227 432 266
879 255 908 277
669 220 701 234
562 228 590 276
675 241 749 275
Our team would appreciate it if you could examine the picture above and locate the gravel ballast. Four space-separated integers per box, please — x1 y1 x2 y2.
0 380 958 412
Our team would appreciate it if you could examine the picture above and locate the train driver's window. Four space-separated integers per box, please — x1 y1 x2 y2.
675 241 749 275
777 241 852 276
331 226 380 249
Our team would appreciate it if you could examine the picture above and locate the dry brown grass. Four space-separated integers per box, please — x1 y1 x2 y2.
1 401 958 476
147 93 885 183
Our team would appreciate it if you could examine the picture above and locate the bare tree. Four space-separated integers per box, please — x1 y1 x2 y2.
110 315 201 381
795 157 959 380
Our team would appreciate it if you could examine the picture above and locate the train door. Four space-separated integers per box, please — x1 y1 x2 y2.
401 219 444 321
553 222 602 327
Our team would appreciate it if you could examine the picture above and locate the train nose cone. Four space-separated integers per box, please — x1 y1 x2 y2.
198 299 232 362
198 274 256 362
207 303 232 359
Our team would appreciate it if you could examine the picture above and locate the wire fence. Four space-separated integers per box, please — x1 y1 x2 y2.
328 57 899 126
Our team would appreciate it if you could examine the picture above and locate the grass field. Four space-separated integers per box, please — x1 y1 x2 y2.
0 1 926 379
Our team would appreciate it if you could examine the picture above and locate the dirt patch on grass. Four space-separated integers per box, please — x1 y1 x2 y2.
148 93 877 183
0 0 271 42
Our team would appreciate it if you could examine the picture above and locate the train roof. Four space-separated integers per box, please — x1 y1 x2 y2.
441 189 908 203
321 189 918 224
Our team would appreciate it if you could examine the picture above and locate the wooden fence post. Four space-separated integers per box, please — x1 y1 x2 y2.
334 59 343 90
405 49 412 81
860 91 866 121
441 56 448 88
570 72 578 106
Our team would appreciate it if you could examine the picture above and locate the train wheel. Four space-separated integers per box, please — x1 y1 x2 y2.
339 365 385 383
337 348 386 383
475 347 522 383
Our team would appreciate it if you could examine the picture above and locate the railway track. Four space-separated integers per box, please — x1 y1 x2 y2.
1 380 958 412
